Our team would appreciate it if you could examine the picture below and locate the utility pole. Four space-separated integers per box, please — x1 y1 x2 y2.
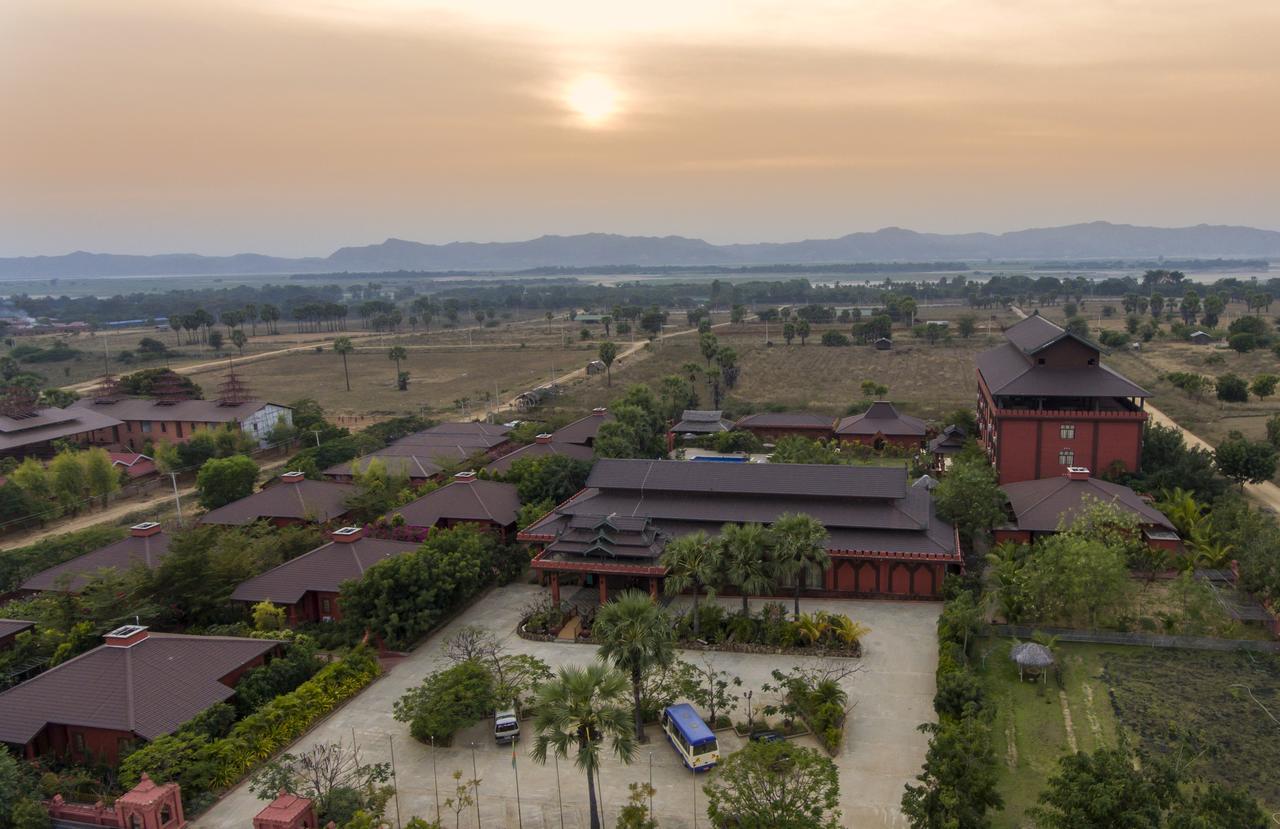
169 472 183 526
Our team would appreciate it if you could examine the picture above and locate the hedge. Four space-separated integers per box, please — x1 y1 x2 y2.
120 646 381 803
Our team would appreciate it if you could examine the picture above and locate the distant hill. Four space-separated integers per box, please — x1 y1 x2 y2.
4 222 1280 278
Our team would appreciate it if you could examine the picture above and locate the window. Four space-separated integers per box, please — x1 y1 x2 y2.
140 421 152 433
176 422 184 438
160 805 172 826
160 422 167 433
1060 424 1075 440
321 598 331 613
73 732 85 752
1037 357 1046 365
1058 449 1074 466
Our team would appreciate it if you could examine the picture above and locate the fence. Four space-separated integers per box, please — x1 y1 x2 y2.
992 624 1280 654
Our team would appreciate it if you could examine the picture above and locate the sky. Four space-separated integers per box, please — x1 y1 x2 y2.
3 0 1279 257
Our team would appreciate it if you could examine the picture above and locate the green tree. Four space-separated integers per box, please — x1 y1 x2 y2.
704 740 841 829
1167 782 1269 829
956 315 976 338
505 454 593 505
594 385 667 459
1214 431 1278 488
615 782 658 829
1266 413 1280 449
230 328 248 355
48 449 87 514
333 336 354 392
1249 374 1277 400
699 332 720 368
1216 373 1249 402
387 346 407 388
593 590 676 742
530 664 636 829
9 798 51 829
771 513 830 617
1030 747 1175 829
1017 530 1131 627
717 522 775 614
195 454 258 509
598 341 620 387
797 319 811 345
934 458 1008 546
783 321 796 345
252 600 287 631
901 716 1003 829
660 532 720 636
393 660 495 743
83 447 120 507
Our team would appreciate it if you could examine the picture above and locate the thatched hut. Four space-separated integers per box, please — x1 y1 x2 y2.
1010 641 1055 682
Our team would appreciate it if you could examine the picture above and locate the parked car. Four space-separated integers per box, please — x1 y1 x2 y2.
748 730 783 743
494 709 520 744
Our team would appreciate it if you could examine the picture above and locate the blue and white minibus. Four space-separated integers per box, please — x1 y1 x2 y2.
660 703 720 771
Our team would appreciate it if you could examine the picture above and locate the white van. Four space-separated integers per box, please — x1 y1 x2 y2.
494 710 520 744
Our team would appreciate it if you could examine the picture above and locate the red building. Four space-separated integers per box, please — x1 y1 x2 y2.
521 459 960 604
834 401 927 450
994 467 1180 551
976 314 1149 484
0 626 278 766
734 412 834 443
230 526 419 623
386 472 521 541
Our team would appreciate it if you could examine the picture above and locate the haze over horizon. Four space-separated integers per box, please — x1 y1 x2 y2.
4 0 1279 257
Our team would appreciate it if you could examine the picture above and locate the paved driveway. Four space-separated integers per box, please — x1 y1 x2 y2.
192 586 938 829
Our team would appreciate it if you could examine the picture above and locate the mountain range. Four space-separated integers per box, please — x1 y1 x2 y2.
3 222 1280 278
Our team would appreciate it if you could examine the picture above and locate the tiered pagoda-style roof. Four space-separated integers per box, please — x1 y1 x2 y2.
543 514 667 565
92 374 124 404
0 384 39 420
149 370 193 406
217 363 252 406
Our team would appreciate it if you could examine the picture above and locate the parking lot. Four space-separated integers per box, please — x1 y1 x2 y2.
192 585 939 829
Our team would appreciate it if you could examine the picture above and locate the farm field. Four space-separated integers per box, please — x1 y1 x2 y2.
976 639 1280 827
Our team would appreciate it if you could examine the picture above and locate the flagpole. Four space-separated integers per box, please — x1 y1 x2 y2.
512 746 524 829
554 752 565 829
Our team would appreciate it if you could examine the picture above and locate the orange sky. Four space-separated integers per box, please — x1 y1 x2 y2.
3 0 1279 256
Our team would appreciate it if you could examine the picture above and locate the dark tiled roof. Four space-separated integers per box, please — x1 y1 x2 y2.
735 412 834 430
200 480 354 525
673 410 733 434
0 633 279 744
389 479 521 528
976 343 1150 398
550 412 615 446
231 537 420 604
544 515 666 563
389 432 510 451
1004 314 1071 353
0 619 35 639
21 532 172 593
324 449 446 480
485 440 595 474
834 402 927 437
927 426 967 454
586 458 907 499
1003 475 1176 533
0 406 124 452
72 397 283 424
420 422 511 438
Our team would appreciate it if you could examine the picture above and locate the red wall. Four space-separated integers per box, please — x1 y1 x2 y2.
825 559 945 599
995 416 1144 484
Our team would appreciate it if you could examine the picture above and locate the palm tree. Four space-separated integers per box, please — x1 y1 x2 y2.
660 532 720 637
531 664 636 829
718 522 775 614
388 345 407 387
333 336 354 391
593 590 675 742
598 341 619 387
771 513 830 618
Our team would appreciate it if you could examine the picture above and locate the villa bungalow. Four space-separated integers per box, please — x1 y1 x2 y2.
485 434 595 475
323 446 447 485
0 625 279 766
734 412 834 443
672 410 734 435
0 620 35 651
387 472 521 541
521 459 961 604
109 451 158 480
388 422 513 459
835 401 928 450
993 467 1180 551
18 522 171 595
549 408 613 447
200 472 354 527
230 526 419 624
927 425 968 473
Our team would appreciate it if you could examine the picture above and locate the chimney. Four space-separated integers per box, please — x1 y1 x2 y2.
1066 466 1091 481
592 407 608 417
281 471 305 484
535 433 553 445
104 625 149 648
130 521 162 538
330 526 364 543
453 471 476 484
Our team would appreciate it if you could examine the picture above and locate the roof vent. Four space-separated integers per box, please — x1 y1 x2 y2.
453 471 477 483
535 433 553 444
281 471 306 484
592 407 608 416
330 526 364 543
104 625 149 647
1066 466 1091 481
130 521 162 538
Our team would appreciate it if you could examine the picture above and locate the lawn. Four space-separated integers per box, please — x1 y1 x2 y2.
975 638 1280 827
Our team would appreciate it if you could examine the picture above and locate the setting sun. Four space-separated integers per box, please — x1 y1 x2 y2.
564 74 621 127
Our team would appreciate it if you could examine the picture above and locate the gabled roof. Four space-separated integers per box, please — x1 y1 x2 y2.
388 432 510 451
586 458 908 499
673 410 734 433
389 479 521 528
72 397 283 424
21 531 172 593
0 633 279 744
550 411 615 446
1002 475 1176 533
324 449 446 480
420 421 511 438
199 480 353 525
735 412 834 430
231 536 419 605
835 402 927 437
1004 314 1101 356
484 440 595 474
109 452 157 478
0 406 123 452
927 425 967 454
976 343 1151 398
0 620 34 640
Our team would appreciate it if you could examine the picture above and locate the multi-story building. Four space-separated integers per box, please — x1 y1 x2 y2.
976 314 1149 484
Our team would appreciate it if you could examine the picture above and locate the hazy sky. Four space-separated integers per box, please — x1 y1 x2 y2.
3 0 1279 256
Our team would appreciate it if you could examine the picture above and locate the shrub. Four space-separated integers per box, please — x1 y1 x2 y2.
1228 333 1257 353
820 331 850 347
393 660 495 744
1215 373 1249 403
1098 330 1130 348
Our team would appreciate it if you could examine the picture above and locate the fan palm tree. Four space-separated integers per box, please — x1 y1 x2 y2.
827 615 870 647
333 336 354 392
531 664 636 829
593 589 675 742
718 522 775 614
388 345 407 387
771 513 830 618
660 532 720 637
